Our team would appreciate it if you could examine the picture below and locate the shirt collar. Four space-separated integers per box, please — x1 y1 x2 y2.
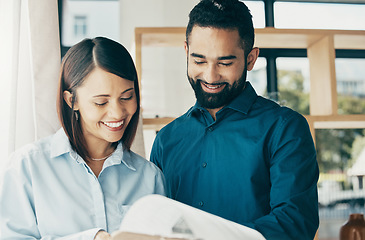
50 128 136 171
187 81 258 117
226 81 258 114
50 128 74 159
103 144 136 171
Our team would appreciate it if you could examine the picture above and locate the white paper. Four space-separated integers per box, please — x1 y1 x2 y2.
113 194 266 240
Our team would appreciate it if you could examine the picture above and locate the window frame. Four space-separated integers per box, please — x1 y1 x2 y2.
57 0 365 97
248 0 365 99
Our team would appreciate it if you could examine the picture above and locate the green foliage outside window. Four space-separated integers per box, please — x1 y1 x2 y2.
277 69 365 174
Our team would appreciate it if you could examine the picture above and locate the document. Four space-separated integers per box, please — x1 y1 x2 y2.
112 195 266 240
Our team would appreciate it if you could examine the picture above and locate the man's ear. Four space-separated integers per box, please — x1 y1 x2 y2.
246 47 260 71
63 90 78 110
184 41 189 57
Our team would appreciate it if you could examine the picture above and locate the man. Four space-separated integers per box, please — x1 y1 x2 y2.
150 0 319 239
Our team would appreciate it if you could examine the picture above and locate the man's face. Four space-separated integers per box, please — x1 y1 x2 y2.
185 26 250 110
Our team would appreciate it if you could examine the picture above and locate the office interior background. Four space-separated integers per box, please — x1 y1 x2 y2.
1 0 365 239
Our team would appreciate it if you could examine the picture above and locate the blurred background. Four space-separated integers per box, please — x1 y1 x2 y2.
1 1 365 239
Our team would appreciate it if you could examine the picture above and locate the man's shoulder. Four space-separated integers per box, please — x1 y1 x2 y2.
254 96 304 119
158 107 195 133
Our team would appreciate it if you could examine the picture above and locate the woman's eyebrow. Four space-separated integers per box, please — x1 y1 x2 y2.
121 88 134 94
92 88 134 98
92 94 110 98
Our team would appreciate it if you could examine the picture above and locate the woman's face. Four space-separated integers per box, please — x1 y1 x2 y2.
65 67 137 147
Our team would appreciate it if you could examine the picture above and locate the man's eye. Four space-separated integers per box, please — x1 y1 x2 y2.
220 62 233 66
194 60 206 65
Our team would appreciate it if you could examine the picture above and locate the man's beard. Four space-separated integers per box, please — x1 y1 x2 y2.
188 67 247 109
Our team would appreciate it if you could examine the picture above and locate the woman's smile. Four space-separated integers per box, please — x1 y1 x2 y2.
101 120 125 131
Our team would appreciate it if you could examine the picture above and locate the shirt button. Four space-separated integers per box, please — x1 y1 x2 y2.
208 126 213 131
202 162 207 168
199 201 204 207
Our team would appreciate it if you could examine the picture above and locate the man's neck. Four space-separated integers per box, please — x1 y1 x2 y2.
206 106 224 121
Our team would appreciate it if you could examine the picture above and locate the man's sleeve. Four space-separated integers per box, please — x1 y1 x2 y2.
150 133 162 170
248 112 319 240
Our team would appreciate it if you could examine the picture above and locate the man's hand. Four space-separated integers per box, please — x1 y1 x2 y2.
94 230 111 240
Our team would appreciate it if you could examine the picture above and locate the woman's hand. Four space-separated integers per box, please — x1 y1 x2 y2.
94 230 111 240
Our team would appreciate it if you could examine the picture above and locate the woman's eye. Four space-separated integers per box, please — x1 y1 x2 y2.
121 96 133 101
94 102 107 106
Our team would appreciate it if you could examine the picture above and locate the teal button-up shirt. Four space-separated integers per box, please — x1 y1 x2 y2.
0 129 166 239
151 82 319 240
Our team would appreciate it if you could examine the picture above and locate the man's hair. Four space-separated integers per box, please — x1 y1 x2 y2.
186 0 255 56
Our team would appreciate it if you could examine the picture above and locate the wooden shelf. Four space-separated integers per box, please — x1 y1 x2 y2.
135 27 365 49
142 117 175 131
135 27 365 135
255 28 365 49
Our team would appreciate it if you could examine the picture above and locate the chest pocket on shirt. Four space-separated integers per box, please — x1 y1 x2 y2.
108 203 131 232
118 204 131 216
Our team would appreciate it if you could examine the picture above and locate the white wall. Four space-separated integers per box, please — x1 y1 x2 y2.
120 0 199 158
119 0 198 49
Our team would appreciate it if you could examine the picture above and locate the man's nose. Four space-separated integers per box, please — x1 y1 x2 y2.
203 64 220 83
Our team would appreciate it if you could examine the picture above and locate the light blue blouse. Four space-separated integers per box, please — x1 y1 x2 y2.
0 128 166 239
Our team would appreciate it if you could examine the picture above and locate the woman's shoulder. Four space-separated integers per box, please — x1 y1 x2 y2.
126 150 162 173
6 133 56 169
16 134 54 155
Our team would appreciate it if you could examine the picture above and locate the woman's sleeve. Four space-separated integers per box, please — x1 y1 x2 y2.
0 155 102 240
153 166 169 197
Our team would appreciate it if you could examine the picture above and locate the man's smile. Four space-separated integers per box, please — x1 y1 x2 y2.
199 80 227 93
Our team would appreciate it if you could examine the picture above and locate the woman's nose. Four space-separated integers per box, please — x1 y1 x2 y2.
108 102 124 119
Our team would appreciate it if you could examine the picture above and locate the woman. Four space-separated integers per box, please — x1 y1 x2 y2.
0 37 166 239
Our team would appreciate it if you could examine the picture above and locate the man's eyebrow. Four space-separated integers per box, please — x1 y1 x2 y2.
191 53 205 58
218 55 237 60
190 53 237 61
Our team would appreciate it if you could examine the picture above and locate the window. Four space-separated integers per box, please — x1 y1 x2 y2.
336 58 365 115
248 57 267 96
274 2 365 30
60 0 120 49
277 57 310 114
243 0 266 28
316 128 365 240
74 15 87 37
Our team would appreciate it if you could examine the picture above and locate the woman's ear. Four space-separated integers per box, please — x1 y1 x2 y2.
246 47 260 71
63 90 78 110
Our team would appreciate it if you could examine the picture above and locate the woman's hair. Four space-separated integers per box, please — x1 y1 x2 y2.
57 37 140 160
186 0 254 57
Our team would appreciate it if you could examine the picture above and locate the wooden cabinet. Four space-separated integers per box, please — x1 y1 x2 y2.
134 27 365 138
